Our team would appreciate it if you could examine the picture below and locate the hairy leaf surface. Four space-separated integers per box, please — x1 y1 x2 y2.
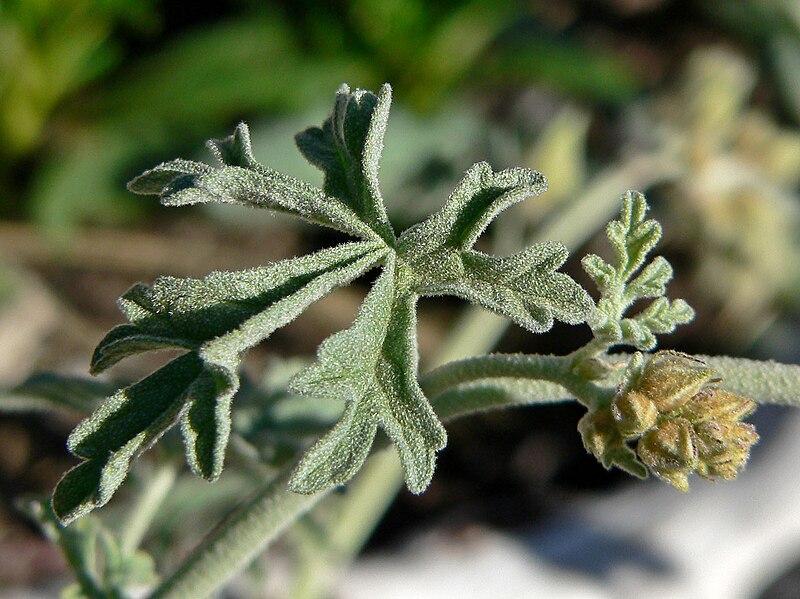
398 163 591 331
56 82 602 524
398 162 547 255
583 191 693 350
54 242 385 523
296 84 395 244
289 260 447 494
128 123 379 241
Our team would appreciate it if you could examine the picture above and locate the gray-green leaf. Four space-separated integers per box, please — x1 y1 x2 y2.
398 162 547 257
55 242 385 524
296 84 395 244
128 123 379 241
421 244 593 332
54 353 209 525
91 241 386 373
583 192 694 350
605 190 662 281
289 260 447 494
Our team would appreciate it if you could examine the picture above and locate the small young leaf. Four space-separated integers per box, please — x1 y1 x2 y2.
606 190 662 281
296 84 395 244
635 297 695 335
581 254 617 294
624 255 672 301
584 192 693 350
289 260 447 494
619 318 657 351
128 124 379 241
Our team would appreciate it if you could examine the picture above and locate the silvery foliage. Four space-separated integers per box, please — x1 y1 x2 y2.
582 191 694 351
53 84 593 524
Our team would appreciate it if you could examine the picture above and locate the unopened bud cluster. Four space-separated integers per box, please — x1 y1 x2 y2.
579 351 758 491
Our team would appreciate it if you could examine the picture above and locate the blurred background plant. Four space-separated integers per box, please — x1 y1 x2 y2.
3 0 800 597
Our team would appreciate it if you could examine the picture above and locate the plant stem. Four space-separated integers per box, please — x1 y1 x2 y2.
703 355 800 407
425 353 800 410
288 450 404 599
423 354 567 397
424 353 611 409
120 463 177 556
147 351 800 598
149 471 333 599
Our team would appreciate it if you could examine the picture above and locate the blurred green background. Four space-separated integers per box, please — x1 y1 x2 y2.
3 0 800 594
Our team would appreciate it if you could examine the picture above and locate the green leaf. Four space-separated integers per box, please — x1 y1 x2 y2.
606 190 662 281
422 244 593 332
53 353 210 525
128 123 379 241
624 255 672 302
634 297 695 336
91 241 385 373
0 373 111 415
398 161 547 256
581 253 617 295
396 163 590 332
296 84 395 244
55 242 384 524
289 260 447 494
584 192 693 350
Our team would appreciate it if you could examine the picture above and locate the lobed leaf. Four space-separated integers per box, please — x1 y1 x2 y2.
128 123 379 241
624 255 672 301
398 162 547 257
635 297 695 336
581 253 617 295
288 260 447 494
296 84 395 244
54 353 208 525
605 190 662 281
91 241 386 373
55 242 385 524
421 244 593 333
584 192 693 350
395 163 588 333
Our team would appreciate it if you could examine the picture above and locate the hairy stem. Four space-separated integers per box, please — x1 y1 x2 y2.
120 463 177 556
148 349 800 598
424 353 611 409
289 450 404 599
149 471 333 599
702 355 800 407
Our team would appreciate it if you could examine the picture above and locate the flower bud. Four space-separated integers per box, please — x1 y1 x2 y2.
612 390 658 438
693 420 758 481
633 351 716 413
577 409 617 461
579 351 758 491
681 389 756 423
637 418 698 492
